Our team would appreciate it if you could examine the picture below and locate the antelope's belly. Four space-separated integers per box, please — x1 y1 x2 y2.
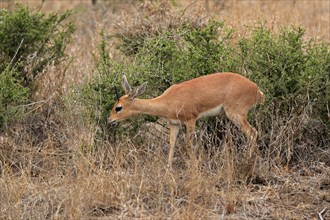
197 105 224 119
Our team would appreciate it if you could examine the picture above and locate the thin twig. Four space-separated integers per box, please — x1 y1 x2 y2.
24 94 55 114
9 38 24 66
318 207 327 220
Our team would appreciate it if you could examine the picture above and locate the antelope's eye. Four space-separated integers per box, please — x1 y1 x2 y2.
115 106 122 113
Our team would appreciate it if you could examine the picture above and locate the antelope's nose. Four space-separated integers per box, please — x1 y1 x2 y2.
108 118 117 125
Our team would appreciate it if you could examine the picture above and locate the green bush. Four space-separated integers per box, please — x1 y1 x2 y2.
81 19 239 140
0 5 75 86
0 4 75 130
238 25 330 124
0 68 29 130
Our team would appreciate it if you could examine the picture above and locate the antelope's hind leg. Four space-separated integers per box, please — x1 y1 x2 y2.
224 109 260 179
224 110 258 157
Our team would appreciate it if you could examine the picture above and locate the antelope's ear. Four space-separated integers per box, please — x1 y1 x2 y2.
114 87 121 100
121 75 132 95
128 82 147 100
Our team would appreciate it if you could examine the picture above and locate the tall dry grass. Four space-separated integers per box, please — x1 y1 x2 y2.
0 0 329 219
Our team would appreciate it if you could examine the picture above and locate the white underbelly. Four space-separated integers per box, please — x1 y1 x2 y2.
197 105 223 119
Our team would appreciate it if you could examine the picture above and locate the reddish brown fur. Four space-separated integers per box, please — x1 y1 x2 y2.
109 72 264 167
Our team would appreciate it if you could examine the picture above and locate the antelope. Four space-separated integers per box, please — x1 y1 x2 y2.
108 72 265 167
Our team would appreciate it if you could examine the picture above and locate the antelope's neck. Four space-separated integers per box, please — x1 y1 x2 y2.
133 98 168 118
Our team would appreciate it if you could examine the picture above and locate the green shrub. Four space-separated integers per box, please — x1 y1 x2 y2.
238 25 330 124
0 4 75 86
0 4 75 130
81 19 239 140
0 68 29 129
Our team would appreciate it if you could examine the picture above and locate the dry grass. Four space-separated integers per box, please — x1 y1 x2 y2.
0 0 329 219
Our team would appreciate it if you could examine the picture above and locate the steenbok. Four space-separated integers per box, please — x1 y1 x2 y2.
109 72 264 167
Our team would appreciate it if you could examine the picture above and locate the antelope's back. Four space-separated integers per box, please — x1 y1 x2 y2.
161 72 259 104
156 72 261 120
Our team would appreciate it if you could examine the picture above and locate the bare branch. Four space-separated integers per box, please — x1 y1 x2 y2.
318 207 327 220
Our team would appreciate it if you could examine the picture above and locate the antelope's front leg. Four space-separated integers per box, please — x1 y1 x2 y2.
168 124 180 168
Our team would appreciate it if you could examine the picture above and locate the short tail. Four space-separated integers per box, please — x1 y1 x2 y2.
257 89 265 104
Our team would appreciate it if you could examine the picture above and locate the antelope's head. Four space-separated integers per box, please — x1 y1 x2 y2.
108 75 147 124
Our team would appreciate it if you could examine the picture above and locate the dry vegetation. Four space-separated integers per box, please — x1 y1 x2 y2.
0 0 329 219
